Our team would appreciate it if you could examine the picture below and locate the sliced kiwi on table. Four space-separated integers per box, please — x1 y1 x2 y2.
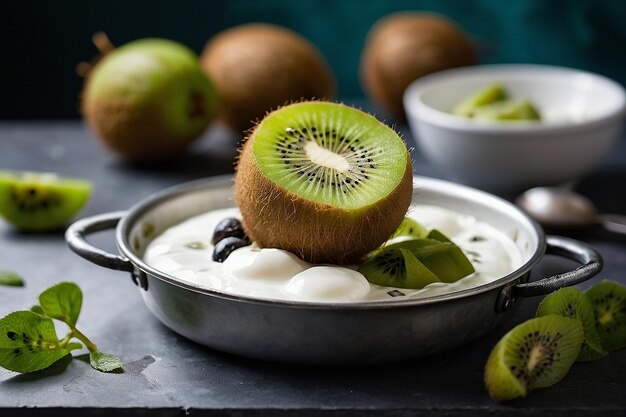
235 101 413 264
452 84 507 117
359 245 439 289
472 99 541 121
484 314 584 401
0 171 92 232
585 280 626 352
536 287 607 361
390 217 428 240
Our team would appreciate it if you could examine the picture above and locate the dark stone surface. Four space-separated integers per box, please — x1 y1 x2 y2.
0 114 625 416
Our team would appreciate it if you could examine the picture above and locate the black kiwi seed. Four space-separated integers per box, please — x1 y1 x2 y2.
211 218 248 245
212 237 250 263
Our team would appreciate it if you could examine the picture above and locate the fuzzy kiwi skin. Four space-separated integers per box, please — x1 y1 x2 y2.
360 12 476 121
82 39 218 162
235 132 413 265
200 24 335 133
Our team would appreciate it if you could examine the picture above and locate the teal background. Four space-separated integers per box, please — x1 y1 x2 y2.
2 0 625 119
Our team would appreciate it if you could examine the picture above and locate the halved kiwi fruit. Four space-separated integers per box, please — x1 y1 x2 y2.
484 314 584 401
452 84 507 117
0 171 92 232
585 280 626 352
235 101 413 264
536 287 607 361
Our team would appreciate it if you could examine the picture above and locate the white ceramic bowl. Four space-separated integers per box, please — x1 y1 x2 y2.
404 64 626 193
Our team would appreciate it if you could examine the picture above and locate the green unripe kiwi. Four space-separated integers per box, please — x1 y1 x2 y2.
82 38 218 162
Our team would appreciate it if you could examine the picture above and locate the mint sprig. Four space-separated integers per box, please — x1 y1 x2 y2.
0 282 122 373
0 271 24 287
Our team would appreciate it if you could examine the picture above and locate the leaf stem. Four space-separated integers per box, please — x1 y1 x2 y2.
69 325 98 353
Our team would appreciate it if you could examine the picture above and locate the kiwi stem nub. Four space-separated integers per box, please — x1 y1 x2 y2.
76 32 116 78
92 32 115 55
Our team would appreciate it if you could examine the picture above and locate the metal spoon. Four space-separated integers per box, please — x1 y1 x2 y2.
515 187 626 234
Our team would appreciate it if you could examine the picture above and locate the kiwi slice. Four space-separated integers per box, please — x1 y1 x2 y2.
0 171 92 232
359 245 439 289
359 237 471 289
585 281 626 352
390 217 428 239
235 101 413 264
536 287 607 361
420 229 475 282
472 99 541 121
484 314 584 401
453 84 507 117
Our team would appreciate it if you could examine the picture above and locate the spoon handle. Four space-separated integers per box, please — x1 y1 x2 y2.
598 214 626 235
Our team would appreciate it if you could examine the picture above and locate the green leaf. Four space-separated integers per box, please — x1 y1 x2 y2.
38 282 82 326
90 351 123 372
30 305 46 316
0 271 24 287
0 311 81 373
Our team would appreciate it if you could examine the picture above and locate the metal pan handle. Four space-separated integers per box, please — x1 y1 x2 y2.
65 211 133 273
514 235 603 297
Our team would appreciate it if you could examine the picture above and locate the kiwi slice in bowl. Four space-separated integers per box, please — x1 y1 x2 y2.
472 100 541 122
421 229 475 282
359 237 472 289
452 84 507 117
585 280 626 352
390 216 428 240
359 245 439 289
536 287 607 361
235 101 413 264
0 171 92 232
484 315 584 401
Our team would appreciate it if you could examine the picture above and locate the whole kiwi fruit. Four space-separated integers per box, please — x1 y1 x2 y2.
360 12 477 121
235 101 413 265
200 23 336 133
82 37 218 162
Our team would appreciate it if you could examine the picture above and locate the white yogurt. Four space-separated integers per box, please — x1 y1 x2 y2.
143 206 524 303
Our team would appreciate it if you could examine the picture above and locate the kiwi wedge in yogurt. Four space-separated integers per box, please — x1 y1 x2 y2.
359 222 474 289
453 84 541 121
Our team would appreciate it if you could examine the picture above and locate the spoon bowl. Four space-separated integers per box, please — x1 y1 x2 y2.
516 187 626 234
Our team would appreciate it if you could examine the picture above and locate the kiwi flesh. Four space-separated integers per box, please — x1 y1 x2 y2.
390 217 428 240
484 314 584 401
359 246 439 289
201 23 335 133
452 84 507 117
585 280 626 352
82 38 218 162
359 236 473 289
0 171 92 232
472 100 541 121
235 101 413 264
536 287 607 361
